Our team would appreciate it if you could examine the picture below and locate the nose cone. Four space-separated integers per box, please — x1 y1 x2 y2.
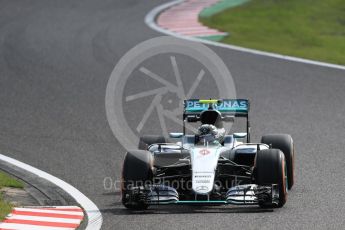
192 173 214 194
191 147 221 195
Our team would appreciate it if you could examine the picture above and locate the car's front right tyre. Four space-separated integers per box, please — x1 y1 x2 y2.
121 150 153 210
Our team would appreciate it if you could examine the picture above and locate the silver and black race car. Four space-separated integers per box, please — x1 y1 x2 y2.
121 99 294 210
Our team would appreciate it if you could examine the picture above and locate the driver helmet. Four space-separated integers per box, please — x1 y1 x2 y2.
197 124 225 144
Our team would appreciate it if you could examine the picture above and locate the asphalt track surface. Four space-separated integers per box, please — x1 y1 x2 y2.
1 0 345 229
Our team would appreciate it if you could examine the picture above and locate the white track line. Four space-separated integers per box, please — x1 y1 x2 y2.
0 154 103 230
145 0 345 70
7 215 82 224
157 0 225 37
13 208 84 215
0 223 75 230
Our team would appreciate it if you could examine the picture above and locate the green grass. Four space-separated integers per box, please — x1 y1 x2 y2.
0 172 24 189
0 171 24 220
0 198 12 221
200 0 345 65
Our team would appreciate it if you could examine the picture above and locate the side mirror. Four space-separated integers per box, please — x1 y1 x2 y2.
186 116 199 122
169 132 183 138
233 132 247 139
222 115 235 122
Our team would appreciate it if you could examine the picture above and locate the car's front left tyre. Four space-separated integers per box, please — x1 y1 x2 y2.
255 149 287 208
261 134 294 189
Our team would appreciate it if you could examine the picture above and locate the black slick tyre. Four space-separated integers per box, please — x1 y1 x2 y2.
256 149 287 208
261 134 294 189
121 150 153 210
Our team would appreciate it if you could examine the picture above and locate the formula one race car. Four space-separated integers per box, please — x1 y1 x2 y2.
121 99 294 210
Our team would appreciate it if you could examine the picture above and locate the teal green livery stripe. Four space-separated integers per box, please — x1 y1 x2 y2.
186 108 248 112
177 200 227 204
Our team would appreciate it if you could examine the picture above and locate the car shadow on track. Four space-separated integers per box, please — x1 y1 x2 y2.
102 203 274 215
102 191 274 215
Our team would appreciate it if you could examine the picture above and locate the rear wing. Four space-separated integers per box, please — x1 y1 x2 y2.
182 99 251 142
183 99 249 118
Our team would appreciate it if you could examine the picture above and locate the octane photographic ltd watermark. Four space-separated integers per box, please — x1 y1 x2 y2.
105 36 236 151
103 177 243 192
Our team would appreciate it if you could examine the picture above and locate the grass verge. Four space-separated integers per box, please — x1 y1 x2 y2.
200 0 345 65
0 171 24 221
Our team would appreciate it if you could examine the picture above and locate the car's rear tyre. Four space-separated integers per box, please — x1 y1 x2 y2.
256 149 287 208
138 135 166 150
121 150 153 210
261 134 294 189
